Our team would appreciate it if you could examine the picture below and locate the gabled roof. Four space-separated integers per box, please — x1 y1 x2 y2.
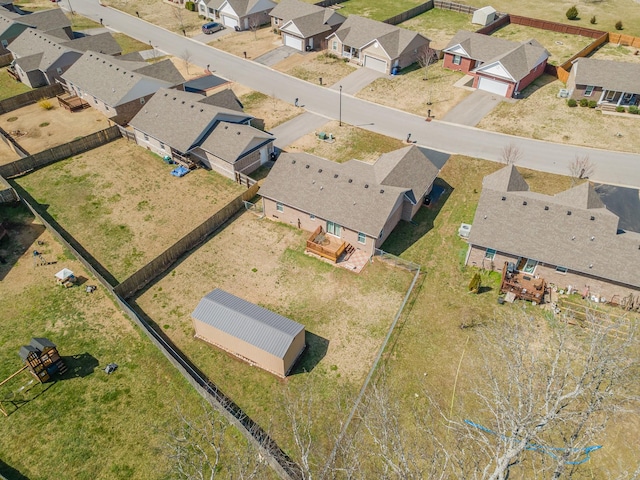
199 121 273 163
270 0 322 21
468 165 640 288
61 51 180 107
445 31 548 81
329 15 429 59
482 163 529 192
2 8 71 36
10 29 80 72
271 0 344 37
259 146 438 237
198 88 244 112
221 0 276 16
192 288 304 359
572 58 640 95
61 32 122 56
129 88 251 152
134 60 185 86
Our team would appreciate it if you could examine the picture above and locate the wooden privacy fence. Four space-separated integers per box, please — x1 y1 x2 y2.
433 0 476 14
0 53 12 68
11 189 301 480
0 176 17 203
555 32 609 83
0 84 64 115
114 182 260 300
509 15 605 38
0 126 121 178
384 0 433 26
475 13 509 35
0 125 29 157
608 33 640 47
313 0 347 7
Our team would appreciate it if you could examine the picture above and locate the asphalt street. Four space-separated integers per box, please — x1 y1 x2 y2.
67 1 640 187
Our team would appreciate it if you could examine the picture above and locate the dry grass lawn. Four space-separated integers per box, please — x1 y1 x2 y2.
331 0 425 21
461 0 640 37
286 120 405 163
401 8 476 50
490 23 594 65
15 139 245 281
357 63 470 118
103 0 203 36
591 42 640 63
275 52 356 88
477 74 640 153
233 85 301 130
134 210 414 455
0 104 109 165
212 26 281 59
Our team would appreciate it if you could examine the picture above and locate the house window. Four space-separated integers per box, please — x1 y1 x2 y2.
326 221 341 237
605 90 616 101
357 232 366 244
453 55 461 65
276 202 284 212
274 18 279 25
485 248 496 260
522 259 538 274
160 143 165 151
584 85 595 97
208 7 214 13
310 214 315 220
332 41 337 51
143 134 149 141
555 266 568 274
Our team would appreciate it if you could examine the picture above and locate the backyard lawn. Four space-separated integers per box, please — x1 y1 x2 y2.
477 74 640 154
15 139 246 281
490 23 593 66
0 68 31 101
329 0 425 21
400 7 475 49
590 42 640 64
0 204 260 480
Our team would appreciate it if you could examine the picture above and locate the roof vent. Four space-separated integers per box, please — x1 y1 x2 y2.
173 97 176 100
164 93 168 96
292 160 296 164
237 131 241 135
200 109 203 112
380 189 384 194
590 216 595 221
567 210 572 215
522 201 527 206
305 165 310 169
571 236 575 240
190 105 194 108
544 206 549 210
364 184 369 188
224 125 228 129
318 169 322 173
334 174 338 178
320 186 323 190
591 236 595 241
589 264 593 269
181 101 185 104
501 196 506 201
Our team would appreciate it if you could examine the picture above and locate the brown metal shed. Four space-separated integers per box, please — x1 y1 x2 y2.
191 289 305 377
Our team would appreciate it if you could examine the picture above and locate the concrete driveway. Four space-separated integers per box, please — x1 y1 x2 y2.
192 27 233 44
330 67 388 95
441 89 507 127
270 112 328 149
254 46 299 67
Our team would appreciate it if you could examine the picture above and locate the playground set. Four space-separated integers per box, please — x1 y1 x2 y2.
0 338 66 416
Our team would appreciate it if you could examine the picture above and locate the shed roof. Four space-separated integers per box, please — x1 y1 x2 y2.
572 58 640 94
192 289 304 359
30 337 56 351
468 165 640 288
18 344 39 361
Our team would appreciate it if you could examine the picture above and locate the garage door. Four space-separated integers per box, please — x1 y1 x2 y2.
283 34 303 51
477 77 509 97
222 15 239 29
364 55 387 73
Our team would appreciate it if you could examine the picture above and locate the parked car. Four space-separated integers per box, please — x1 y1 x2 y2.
202 22 224 34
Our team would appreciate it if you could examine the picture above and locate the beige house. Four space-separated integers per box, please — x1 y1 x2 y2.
198 0 276 30
567 58 640 108
466 165 640 303
259 146 439 257
326 15 430 74
192 289 306 377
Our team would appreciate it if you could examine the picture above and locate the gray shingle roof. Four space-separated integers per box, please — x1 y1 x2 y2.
10 29 80 72
192 288 304 359
199 121 273 162
271 0 344 37
468 165 640 288
5 8 71 35
331 15 429 59
224 0 276 16
128 88 251 152
61 51 178 107
572 58 640 95
259 146 438 237
270 0 323 22
198 88 244 112
61 32 122 56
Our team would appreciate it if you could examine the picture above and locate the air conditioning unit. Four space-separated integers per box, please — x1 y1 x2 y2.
458 223 471 238
558 89 569 98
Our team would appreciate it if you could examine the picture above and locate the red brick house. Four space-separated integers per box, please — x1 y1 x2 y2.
443 30 549 98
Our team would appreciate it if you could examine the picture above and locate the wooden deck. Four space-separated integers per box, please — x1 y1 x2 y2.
57 94 89 112
306 225 346 262
500 262 546 304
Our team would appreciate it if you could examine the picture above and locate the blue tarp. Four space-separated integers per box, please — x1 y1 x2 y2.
171 165 189 177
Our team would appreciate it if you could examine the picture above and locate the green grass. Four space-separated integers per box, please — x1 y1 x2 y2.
0 205 257 480
400 8 475 48
333 0 425 21
67 13 102 30
0 67 31 101
112 33 153 55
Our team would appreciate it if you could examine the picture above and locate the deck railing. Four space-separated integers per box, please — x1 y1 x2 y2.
305 226 346 262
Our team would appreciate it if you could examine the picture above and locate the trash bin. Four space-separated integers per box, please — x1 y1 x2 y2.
318 132 326 140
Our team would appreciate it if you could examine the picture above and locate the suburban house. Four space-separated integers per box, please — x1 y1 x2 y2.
326 15 430 74
0 8 72 44
129 88 274 177
443 30 549 98
567 58 640 108
270 0 345 52
466 165 640 302
61 51 184 125
192 288 306 377
259 146 439 258
59 32 122 56
198 0 276 30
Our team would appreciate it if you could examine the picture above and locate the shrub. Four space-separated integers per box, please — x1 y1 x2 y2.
579 98 589 107
567 98 577 107
615 20 623 30
566 5 579 20
629 105 639 114
185 1 195 11
590 15 596 24
38 99 53 110
39 122 50 127
468 273 481 294
588 100 597 108
615 106 626 113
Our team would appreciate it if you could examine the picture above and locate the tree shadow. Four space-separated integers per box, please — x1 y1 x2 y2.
0 458 30 480
478 285 493 294
60 352 99 379
0 204 46 281
381 178 453 256
289 331 329 376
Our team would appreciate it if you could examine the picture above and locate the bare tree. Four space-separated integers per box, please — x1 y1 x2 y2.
569 154 596 185
173 4 186 34
500 143 523 165
249 18 260 40
417 46 437 81
181 49 193 76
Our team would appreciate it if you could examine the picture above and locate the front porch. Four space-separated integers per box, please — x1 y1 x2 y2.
598 90 640 108
341 45 360 63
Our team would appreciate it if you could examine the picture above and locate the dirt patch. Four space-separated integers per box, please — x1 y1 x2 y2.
233 86 301 130
275 52 356 87
0 104 108 164
477 74 640 154
286 120 405 163
212 25 281 59
591 43 640 64
15 138 246 281
357 63 470 118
